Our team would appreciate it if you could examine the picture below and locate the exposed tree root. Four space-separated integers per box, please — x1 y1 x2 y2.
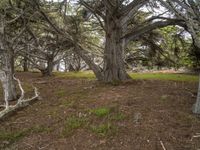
0 75 39 119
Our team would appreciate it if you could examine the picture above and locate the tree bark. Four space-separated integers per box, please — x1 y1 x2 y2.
193 74 200 114
0 15 17 101
74 45 103 80
23 56 29 72
41 59 54 76
3 52 17 101
103 11 130 82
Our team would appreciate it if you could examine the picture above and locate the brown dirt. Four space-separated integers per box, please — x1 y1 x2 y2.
0 72 200 150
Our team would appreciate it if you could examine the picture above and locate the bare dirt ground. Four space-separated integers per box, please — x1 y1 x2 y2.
0 72 200 150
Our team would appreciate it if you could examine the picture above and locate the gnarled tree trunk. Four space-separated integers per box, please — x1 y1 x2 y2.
0 16 17 101
103 10 130 82
2 52 17 101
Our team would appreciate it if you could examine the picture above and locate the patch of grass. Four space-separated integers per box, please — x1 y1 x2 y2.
22 83 33 93
176 112 200 124
55 71 198 82
61 100 76 108
110 112 126 121
90 107 110 117
30 125 53 134
62 116 88 136
130 73 198 82
90 123 117 136
55 89 67 98
45 107 60 117
71 90 90 99
0 129 29 143
0 125 53 145
161 95 169 101
55 71 95 79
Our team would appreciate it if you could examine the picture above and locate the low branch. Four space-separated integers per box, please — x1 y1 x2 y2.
123 19 186 42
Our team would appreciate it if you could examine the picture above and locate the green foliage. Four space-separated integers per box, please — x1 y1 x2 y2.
0 0 9 8
160 95 169 101
0 129 28 143
63 116 87 135
130 73 198 82
90 107 110 117
30 125 53 134
159 26 192 68
55 71 198 82
55 71 95 79
90 123 117 136
55 89 67 98
61 100 76 108
110 113 126 121
0 125 51 144
67 117 86 129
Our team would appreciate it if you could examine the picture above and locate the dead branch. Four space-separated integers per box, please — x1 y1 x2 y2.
190 133 200 141
0 75 39 119
160 140 167 150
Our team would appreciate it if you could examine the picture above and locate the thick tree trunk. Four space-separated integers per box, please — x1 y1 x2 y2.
41 58 54 76
193 74 200 114
3 52 17 101
192 37 200 114
23 57 29 72
103 13 130 82
56 61 60 71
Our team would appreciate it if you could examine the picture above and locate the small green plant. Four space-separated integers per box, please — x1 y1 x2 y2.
62 116 87 136
61 100 76 108
91 107 110 117
161 95 168 101
90 123 117 136
30 125 53 134
111 113 126 121
55 90 66 98
55 72 198 82
0 129 29 143
54 71 95 79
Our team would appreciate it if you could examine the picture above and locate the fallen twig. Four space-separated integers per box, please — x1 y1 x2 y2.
160 140 166 150
191 133 200 141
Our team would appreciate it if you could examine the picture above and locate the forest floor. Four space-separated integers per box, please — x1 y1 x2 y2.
0 72 200 150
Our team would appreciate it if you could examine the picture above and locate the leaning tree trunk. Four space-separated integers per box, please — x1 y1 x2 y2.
103 13 130 82
74 45 103 81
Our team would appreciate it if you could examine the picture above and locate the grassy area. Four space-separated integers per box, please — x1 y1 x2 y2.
90 107 110 117
55 71 95 79
55 71 199 82
62 116 88 136
130 73 198 82
90 122 117 137
0 125 52 145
